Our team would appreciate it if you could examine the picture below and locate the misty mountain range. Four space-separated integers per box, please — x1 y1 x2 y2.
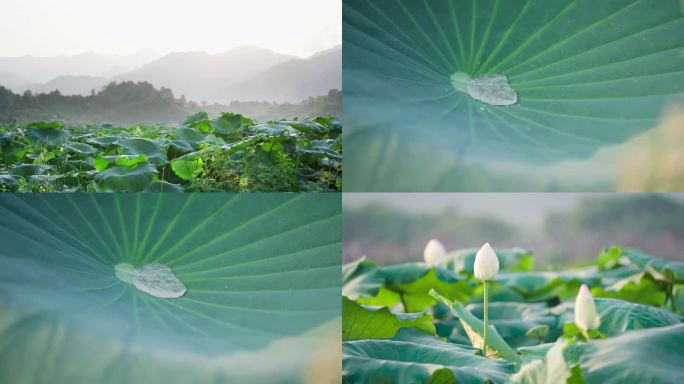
0 45 341 104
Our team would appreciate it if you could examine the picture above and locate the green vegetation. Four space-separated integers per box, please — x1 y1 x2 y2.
0 82 340 125
343 245 684 383
0 112 341 192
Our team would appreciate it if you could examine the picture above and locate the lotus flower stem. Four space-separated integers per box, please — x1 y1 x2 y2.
483 279 489 357
672 295 678 312
474 242 498 357
667 284 677 312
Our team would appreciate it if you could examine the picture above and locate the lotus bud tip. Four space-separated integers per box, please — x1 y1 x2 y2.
474 242 499 281
424 238 446 265
575 284 600 332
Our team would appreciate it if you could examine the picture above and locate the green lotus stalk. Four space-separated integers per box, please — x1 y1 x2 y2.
473 242 499 357
483 279 489 356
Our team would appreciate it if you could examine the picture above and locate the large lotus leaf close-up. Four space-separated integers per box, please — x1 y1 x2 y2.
343 0 684 191
0 193 341 383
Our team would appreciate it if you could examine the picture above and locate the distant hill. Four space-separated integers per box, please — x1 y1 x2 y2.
0 45 341 104
28 75 108 96
0 72 30 90
205 89 341 121
219 45 341 103
0 51 159 84
113 45 296 103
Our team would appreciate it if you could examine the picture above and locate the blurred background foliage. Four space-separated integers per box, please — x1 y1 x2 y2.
343 194 684 266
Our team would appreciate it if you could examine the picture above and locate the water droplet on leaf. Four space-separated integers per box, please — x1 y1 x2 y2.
450 72 518 106
468 74 517 106
133 263 187 299
114 262 186 298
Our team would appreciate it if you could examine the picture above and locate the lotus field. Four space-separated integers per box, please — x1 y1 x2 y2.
342 243 684 384
0 112 342 192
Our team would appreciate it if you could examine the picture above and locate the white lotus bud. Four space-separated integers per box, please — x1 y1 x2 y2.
423 239 446 265
473 242 499 281
574 284 600 332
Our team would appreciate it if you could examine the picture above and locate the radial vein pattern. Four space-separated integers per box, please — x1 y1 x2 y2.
0 193 341 355
343 0 684 190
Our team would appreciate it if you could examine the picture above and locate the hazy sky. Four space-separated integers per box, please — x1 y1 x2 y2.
0 0 340 58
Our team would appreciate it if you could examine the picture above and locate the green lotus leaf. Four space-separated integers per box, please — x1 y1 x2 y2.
355 287 403 309
8 164 51 177
465 302 557 347
342 296 435 340
146 180 185 192
555 298 681 336
168 139 194 153
0 131 12 146
496 271 600 302
383 263 473 311
86 132 130 147
288 121 330 135
94 163 157 192
431 290 522 366
621 248 684 283
343 0 684 191
591 271 667 306
171 153 204 181
510 340 588 384
173 127 206 150
445 247 534 273
589 265 644 286
212 112 250 134
0 174 20 188
119 138 167 165
342 257 385 300
26 123 70 145
62 142 98 156
181 111 209 127
514 324 684 383
0 193 341 383
93 154 150 172
516 343 556 363
595 298 681 335
343 328 514 384
250 123 298 136
580 323 684 383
